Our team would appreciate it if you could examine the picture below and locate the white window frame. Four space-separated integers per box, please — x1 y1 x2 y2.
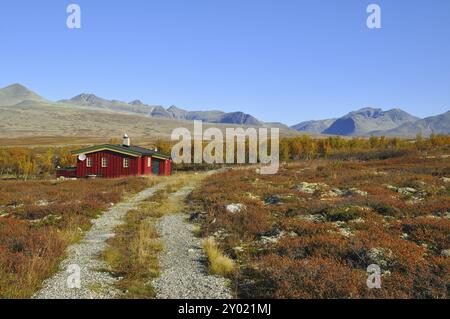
86 157 92 168
123 158 129 168
101 157 108 168
147 157 151 167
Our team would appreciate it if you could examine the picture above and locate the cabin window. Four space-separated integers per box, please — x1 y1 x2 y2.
86 157 92 168
123 158 129 168
147 157 151 167
101 157 108 168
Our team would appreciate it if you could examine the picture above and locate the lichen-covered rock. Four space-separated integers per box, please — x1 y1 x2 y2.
348 188 368 196
294 182 327 194
398 187 417 196
297 214 325 222
367 247 394 268
260 231 285 245
441 249 450 258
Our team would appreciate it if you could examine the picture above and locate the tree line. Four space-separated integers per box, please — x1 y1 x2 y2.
0 147 75 180
0 134 448 179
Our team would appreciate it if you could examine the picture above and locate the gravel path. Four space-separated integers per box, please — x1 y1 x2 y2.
33 181 168 299
152 184 232 299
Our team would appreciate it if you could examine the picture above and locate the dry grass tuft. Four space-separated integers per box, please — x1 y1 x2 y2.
202 237 235 276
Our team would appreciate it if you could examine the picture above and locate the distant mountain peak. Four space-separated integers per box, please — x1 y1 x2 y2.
0 83 47 106
129 99 145 106
291 107 424 137
322 107 419 136
347 107 383 118
5 83 29 92
70 93 104 103
167 105 184 112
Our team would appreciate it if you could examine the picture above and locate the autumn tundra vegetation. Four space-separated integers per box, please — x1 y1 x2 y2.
0 134 449 299
0 177 154 298
190 135 450 299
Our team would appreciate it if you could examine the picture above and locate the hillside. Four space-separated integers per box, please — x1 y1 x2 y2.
323 108 419 136
291 119 337 134
371 111 450 137
0 84 48 106
290 107 450 137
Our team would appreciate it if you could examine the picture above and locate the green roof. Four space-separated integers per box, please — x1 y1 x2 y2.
71 144 171 159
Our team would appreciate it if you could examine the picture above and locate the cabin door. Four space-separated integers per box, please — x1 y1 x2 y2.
152 159 161 175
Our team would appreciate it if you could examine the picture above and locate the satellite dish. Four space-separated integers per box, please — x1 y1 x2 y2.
78 154 87 161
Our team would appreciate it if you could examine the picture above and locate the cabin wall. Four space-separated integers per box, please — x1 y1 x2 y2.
164 159 171 176
75 150 171 178
150 158 171 176
76 150 139 178
56 168 77 178
141 156 152 175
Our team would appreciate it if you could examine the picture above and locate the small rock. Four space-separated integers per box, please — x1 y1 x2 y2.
36 200 49 207
386 185 398 191
288 231 298 238
297 214 325 222
349 188 368 196
338 228 353 237
441 249 450 257
398 187 417 195
260 231 285 245
329 188 346 197
294 182 327 194
442 177 450 183
226 203 246 214
352 217 365 224
189 211 207 222
264 195 282 205
246 193 260 200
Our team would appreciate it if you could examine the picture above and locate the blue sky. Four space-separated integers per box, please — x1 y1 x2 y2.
0 0 449 125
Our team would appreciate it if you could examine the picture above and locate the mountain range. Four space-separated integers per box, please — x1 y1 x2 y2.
59 92 264 126
291 108 449 137
0 83 448 138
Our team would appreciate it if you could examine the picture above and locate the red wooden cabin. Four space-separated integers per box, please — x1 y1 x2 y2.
60 135 171 178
